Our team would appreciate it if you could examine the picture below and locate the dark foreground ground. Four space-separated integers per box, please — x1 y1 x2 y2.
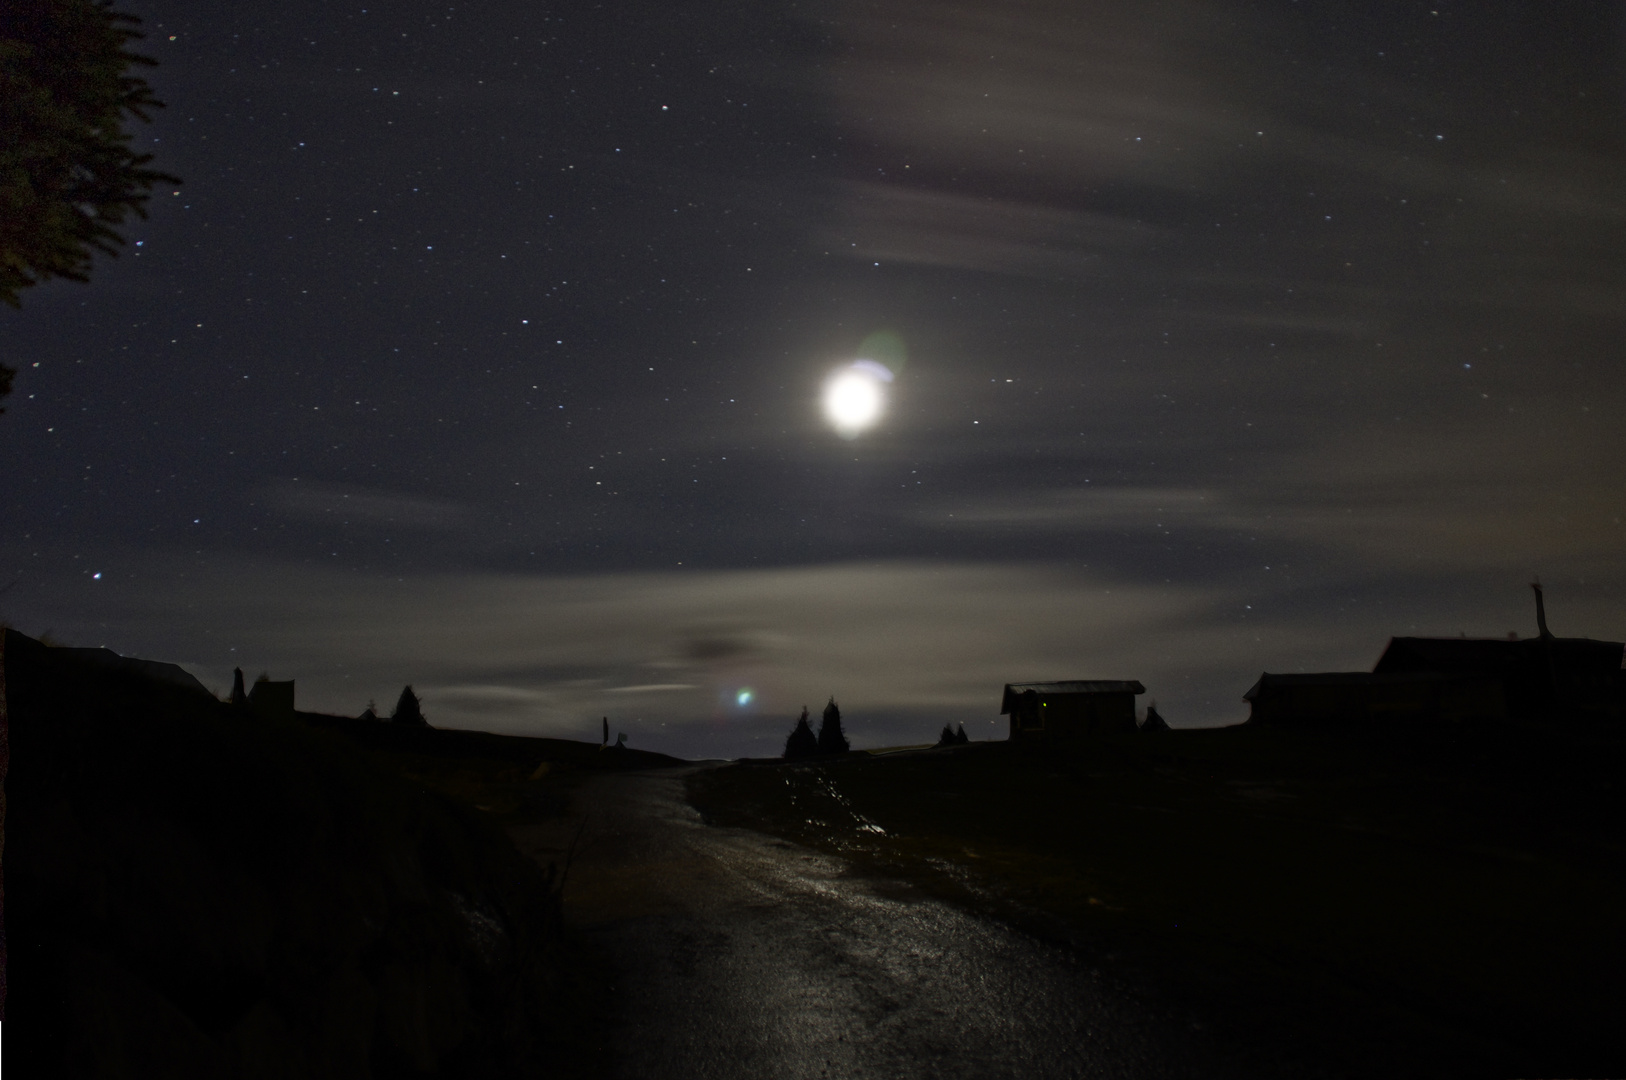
688 729 1626 1078
12 627 1624 1077
5 628 674 1078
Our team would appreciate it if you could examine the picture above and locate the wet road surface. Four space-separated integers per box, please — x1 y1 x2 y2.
510 767 1217 1080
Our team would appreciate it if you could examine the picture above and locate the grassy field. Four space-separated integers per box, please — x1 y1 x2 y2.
303 714 684 832
688 725 1626 1077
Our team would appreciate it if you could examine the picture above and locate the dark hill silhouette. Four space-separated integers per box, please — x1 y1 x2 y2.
2 628 599 1077
49 643 212 697
302 710 685 771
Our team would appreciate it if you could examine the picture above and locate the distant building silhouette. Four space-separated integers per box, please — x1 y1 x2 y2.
1243 670 1504 726
1245 585 1625 726
1001 680 1145 744
248 675 295 721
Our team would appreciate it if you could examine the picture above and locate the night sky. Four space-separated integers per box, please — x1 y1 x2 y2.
4 0 1624 757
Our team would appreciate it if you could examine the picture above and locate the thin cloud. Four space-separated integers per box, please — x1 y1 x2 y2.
605 683 701 693
260 479 469 531
12 550 1621 753
917 487 1221 530
829 181 1157 279
825 0 1241 185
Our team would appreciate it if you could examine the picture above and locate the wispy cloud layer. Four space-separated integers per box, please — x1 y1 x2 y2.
8 546 1620 758
261 479 469 531
829 181 1157 278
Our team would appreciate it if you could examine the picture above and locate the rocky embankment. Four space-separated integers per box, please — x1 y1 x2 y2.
5 629 578 1078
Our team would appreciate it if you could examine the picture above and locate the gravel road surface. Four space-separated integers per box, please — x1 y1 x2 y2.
511 767 1219 1080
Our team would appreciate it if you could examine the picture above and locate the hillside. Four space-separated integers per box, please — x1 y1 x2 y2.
3 629 638 1078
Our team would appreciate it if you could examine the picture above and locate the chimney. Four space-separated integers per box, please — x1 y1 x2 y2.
1532 580 1553 641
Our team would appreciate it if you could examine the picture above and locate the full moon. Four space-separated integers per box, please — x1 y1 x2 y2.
823 364 889 437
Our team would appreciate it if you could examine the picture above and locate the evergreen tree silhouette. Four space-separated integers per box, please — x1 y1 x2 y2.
817 697 849 755
936 723 956 748
0 0 180 308
391 684 427 726
955 722 969 745
783 706 818 759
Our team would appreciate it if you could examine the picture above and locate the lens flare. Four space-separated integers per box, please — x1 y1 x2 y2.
735 688 754 707
823 363 889 437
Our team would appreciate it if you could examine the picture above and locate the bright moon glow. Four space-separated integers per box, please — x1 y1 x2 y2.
823 364 889 437
736 688 754 707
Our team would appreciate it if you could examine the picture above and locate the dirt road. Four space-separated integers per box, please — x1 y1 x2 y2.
510 767 1218 1080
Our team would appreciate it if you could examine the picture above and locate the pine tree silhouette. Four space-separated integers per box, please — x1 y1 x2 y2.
955 722 969 745
783 707 818 759
817 697 850 755
0 0 181 310
391 685 427 726
936 723 956 748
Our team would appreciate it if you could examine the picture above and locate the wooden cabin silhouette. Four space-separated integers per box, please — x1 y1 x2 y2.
248 676 296 721
1245 585 1625 726
1001 680 1145 743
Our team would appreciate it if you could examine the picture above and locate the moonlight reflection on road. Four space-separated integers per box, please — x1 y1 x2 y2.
823 361 892 438
530 769 1206 1080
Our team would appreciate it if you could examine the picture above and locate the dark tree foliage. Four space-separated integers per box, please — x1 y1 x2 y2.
391 684 427 726
935 723 956 748
0 0 178 309
783 706 818 759
817 696 849 755
955 723 969 745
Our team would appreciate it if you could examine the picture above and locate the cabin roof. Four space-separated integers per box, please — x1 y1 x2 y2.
1374 636 1625 675
1374 637 1527 674
1001 680 1145 713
